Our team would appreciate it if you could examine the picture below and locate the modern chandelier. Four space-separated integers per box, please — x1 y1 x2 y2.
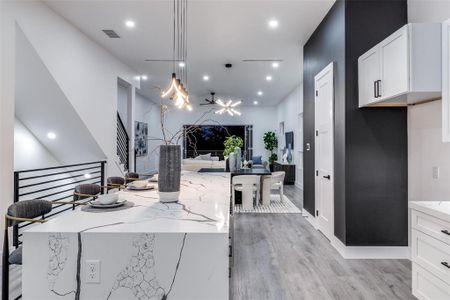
215 99 242 116
161 0 192 111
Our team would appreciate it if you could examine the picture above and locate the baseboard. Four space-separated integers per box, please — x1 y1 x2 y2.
331 237 411 260
302 209 317 229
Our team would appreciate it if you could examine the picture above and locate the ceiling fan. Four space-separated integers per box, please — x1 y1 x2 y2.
200 92 218 106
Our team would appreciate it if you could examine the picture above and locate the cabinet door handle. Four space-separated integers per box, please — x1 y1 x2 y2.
441 229 450 236
376 80 382 98
374 81 377 98
323 175 331 180
441 262 450 269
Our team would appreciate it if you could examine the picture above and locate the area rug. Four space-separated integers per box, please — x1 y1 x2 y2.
234 194 302 214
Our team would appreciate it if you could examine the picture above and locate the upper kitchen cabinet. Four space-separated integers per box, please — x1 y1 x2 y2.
443 19 450 142
358 23 441 107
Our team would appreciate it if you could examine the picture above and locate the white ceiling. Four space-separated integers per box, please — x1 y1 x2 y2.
45 0 334 106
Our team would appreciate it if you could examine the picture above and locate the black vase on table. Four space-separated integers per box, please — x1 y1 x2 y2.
158 145 181 202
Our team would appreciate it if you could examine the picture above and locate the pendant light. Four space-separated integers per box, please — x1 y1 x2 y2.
161 0 192 111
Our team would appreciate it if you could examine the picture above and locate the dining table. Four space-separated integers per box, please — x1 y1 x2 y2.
22 171 231 300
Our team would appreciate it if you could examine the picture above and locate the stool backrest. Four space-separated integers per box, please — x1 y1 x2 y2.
107 177 125 186
6 200 52 227
271 171 285 184
74 184 101 200
125 172 139 183
232 175 260 186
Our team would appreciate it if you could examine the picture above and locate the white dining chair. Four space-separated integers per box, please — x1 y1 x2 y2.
270 171 286 202
232 175 260 210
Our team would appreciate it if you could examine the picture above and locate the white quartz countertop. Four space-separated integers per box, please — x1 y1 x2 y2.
410 201 450 223
25 171 230 234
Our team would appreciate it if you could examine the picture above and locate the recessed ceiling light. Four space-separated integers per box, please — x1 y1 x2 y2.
268 19 279 29
179 61 186 67
125 20 135 28
272 62 279 68
203 75 210 81
47 132 56 140
141 75 148 80
253 100 259 105
257 91 263 96
266 75 273 81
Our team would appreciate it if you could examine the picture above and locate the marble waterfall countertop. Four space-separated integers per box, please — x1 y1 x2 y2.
25 171 230 234
409 201 450 222
22 171 231 300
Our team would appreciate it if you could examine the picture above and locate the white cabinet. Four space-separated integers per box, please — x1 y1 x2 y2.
358 23 441 107
442 19 450 142
410 202 450 300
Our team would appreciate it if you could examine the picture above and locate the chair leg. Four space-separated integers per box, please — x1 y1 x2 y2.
2 228 10 300
280 184 284 202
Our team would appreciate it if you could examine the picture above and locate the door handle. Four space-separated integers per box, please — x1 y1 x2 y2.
376 80 382 98
374 81 377 98
441 229 450 236
441 261 450 269
323 175 331 180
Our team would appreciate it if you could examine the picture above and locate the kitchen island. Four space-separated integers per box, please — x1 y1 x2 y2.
22 171 230 300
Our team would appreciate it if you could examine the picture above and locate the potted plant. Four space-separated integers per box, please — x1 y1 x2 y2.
223 135 243 172
263 131 278 171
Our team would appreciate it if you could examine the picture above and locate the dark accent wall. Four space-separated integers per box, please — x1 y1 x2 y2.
303 0 408 246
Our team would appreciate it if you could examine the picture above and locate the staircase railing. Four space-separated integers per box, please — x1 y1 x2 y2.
117 112 129 171
13 160 106 247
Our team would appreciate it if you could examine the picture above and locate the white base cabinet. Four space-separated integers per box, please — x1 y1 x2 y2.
358 23 441 107
410 202 450 300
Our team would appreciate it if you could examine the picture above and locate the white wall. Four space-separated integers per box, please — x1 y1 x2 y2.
277 83 303 188
1 1 141 237
407 1 450 202
135 93 160 173
14 118 60 171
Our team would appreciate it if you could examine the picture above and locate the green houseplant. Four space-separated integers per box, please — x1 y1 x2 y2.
223 135 244 157
263 131 278 169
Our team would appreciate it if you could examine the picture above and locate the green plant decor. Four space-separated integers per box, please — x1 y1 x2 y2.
223 135 244 157
263 131 278 163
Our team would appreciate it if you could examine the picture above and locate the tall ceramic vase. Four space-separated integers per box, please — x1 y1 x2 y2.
287 144 293 164
158 144 181 202
229 152 236 172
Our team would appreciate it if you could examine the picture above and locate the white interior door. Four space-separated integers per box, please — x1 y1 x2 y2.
315 63 334 241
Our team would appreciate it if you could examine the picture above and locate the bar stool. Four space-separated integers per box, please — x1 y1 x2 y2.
73 183 102 201
2 199 87 300
106 177 125 192
124 172 139 184
232 175 260 210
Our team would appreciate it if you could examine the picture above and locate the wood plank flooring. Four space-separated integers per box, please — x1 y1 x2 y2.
231 185 414 300
3 186 414 300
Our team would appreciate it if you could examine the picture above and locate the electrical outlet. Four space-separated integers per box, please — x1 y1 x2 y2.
85 260 100 283
432 166 440 179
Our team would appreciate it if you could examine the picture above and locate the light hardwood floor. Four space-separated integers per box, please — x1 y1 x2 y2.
3 186 414 300
231 185 414 300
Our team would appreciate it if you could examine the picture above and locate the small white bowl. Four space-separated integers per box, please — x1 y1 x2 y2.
131 180 148 188
97 194 119 205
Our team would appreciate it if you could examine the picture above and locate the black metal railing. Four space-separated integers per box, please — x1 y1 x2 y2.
13 160 106 247
117 112 129 171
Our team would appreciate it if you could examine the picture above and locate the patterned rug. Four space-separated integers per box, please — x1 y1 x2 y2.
234 194 302 214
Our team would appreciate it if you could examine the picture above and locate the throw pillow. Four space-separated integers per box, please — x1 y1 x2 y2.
252 155 262 165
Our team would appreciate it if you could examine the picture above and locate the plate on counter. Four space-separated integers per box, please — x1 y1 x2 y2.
126 185 155 191
89 199 127 209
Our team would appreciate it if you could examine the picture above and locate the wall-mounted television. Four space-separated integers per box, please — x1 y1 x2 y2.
285 131 294 149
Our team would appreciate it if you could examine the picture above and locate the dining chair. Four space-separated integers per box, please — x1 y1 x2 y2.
270 171 286 202
2 198 83 300
232 175 260 210
124 172 139 184
106 177 125 192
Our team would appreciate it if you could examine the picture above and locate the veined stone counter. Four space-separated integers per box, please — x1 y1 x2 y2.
22 171 230 300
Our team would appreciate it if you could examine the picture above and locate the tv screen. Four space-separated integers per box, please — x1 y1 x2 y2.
184 125 246 159
285 131 294 149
